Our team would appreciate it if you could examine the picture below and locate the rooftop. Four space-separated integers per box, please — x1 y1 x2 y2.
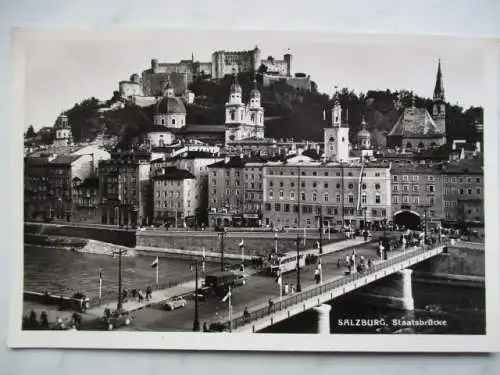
153 167 195 180
388 107 444 138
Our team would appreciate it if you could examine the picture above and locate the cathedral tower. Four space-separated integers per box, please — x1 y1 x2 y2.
53 113 73 147
432 59 446 139
224 73 247 143
324 93 349 161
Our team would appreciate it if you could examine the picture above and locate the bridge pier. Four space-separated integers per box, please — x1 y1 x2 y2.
313 304 331 334
399 268 415 311
347 268 415 311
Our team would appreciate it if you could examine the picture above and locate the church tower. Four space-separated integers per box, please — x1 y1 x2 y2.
247 79 264 138
53 113 73 147
324 93 349 161
432 59 446 139
224 73 247 143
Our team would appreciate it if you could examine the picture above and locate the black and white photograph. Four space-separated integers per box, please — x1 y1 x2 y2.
8 29 499 351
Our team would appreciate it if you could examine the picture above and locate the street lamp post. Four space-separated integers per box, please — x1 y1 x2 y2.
363 206 367 230
193 260 200 331
296 236 302 292
318 212 323 255
218 228 226 272
117 249 123 312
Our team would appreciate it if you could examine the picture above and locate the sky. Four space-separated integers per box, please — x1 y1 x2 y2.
20 30 488 130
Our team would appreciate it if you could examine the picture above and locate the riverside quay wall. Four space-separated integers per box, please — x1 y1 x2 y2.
135 230 326 258
24 222 136 247
411 242 485 285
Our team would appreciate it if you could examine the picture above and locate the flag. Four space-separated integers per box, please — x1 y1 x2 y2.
222 289 231 303
323 110 326 121
239 239 244 248
151 257 158 268
183 221 187 229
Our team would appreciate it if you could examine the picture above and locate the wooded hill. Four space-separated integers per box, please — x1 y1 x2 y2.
50 71 483 149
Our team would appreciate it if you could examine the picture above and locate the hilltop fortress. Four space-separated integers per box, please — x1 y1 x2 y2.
118 46 311 106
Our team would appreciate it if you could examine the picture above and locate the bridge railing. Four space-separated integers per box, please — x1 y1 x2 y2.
230 244 441 330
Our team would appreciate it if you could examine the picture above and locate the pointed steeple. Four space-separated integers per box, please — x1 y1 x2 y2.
433 59 445 101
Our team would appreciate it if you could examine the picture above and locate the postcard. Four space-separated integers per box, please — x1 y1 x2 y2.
8 28 500 352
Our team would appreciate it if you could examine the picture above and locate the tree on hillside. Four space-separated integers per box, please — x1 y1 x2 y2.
25 125 35 139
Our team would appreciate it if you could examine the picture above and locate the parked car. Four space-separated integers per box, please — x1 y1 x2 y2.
164 296 187 311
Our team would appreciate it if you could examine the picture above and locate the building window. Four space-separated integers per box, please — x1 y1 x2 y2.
348 183 354 189
275 203 281 211
312 182 317 188
413 196 419 204
301 182 305 188
348 172 353 177
476 178 481 183
290 191 295 200
324 183 328 188
301 192 306 201
336 194 341 203
428 175 435 182
265 203 271 211
402 175 408 181
375 183 381 190
460 188 464 195
413 185 418 192
361 194 367 204
429 197 435 205
429 185 435 193
476 188 481 195
306 219 311 225
362 183 367 190
392 195 399 204
290 182 295 187
284 204 290 212
279 181 284 187
269 181 273 187
403 185 409 192
393 175 398 181
402 195 410 204
375 194 381 204
348 194 354 203
412 175 419 181
324 193 329 202
312 172 317 176
269 190 273 199
279 190 284 199
468 189 472 195
336 183 341 189
324 172 329 176
393 185 398 191
312 193 317 201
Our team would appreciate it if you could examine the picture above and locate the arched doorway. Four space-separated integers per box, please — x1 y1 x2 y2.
393 210 421 230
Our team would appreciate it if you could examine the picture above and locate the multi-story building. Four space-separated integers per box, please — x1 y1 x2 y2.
98 151 151 227
211 47 261 79
24 154 95 221
242 159 266 227
52 113 73 148
442 159 483 225
390 164 444 229
151 151 222 225
262 155 392 230
207 156 246 228
152 167 198 227
72 177 99 222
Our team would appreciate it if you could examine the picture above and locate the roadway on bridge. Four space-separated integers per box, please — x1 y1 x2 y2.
118 241 395 332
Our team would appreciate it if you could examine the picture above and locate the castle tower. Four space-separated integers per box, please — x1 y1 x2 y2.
324 93 350 161
284 51 292 77
357 116 371 150
224 73 247 143
432 59 446 138
53 113 73 147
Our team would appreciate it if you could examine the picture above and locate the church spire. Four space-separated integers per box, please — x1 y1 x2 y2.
433 59 445 101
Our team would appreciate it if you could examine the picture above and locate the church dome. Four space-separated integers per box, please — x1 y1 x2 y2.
230 82 242 95
357 127 370 140
155 96 186 114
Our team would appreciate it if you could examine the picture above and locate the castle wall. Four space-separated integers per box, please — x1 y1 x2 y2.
119 81 143 98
